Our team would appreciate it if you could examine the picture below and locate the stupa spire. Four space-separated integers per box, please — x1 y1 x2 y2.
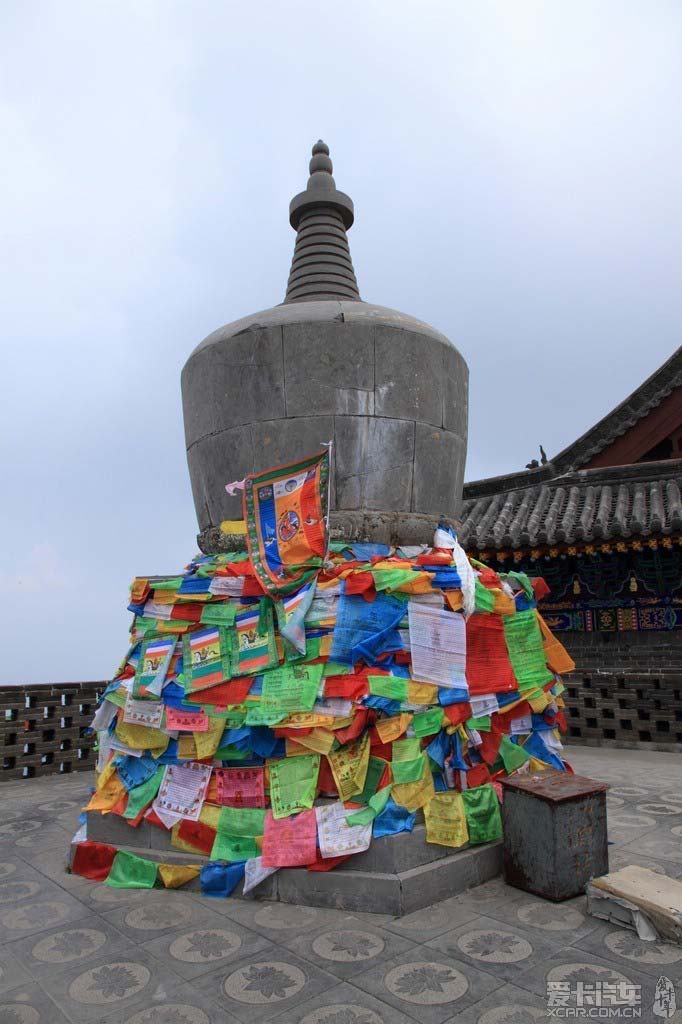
284 140 361 303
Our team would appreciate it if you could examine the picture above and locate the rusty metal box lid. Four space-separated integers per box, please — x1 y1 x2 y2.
501 769 609 804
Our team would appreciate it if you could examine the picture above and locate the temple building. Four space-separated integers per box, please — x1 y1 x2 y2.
459 347 682 750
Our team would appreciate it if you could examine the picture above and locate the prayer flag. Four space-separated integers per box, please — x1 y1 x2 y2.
503 610 554 691
408 603 468 689
158 864 201 889
327 732 370 802
424 792 469 848
268 753 320 818
182 627 232 695
261 809 317 867
233 605 279 676
316 801 372 858
72 841 117 881
215 767 266 808
244 450 329 596
105 850 158 888
461 783 502 844
200 861 245 897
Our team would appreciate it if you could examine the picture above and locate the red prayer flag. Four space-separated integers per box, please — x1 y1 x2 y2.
261 809 317 867
466 614 517 694
72 840 117 881
177 818 216 856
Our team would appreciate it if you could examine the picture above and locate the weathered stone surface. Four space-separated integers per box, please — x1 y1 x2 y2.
283 322 374 416
181 327 285 447
335 416 414 511
187 424 254 528
444 343 470 437
345 825 453 874
413 425 467 516
199 509 460 553
374 327 445 427
251 416 336 505
87 811 151 848
399 842 502 915
277 867 403 915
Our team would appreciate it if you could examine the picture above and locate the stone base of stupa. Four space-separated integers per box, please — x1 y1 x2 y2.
78 811 501 915
199 510 461 555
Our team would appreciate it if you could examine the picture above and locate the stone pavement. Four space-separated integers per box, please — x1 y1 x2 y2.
0 746 680 1023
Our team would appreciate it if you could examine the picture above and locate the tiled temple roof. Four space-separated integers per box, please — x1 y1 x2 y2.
459 460 682 551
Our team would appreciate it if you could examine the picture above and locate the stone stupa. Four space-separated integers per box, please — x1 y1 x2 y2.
182 141 469 552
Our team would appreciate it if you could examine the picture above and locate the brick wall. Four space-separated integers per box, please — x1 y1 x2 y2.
560 631 682 751
0 681 103 781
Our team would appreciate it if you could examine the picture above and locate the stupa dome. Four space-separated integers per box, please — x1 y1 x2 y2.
182 141 469 551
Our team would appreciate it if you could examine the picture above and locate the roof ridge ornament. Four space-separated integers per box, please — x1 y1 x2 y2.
284 140 361 303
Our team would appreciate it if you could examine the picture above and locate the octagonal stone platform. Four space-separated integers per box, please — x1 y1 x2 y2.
81 811 501 916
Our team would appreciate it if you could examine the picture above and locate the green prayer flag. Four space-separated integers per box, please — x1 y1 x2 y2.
261 663 323 716
354 756 387 805
372 568 417 592
346 784 393 826
499 735 530 773
323 661 352 676
214 743 251 760
200 604 238 627
210 833 260 862
269 753 320 819
474 578 496 613
391 755 426 783
503 609 553 690
392 737 422 762
461 783 503 844
123 767 164 819
412 708 444 737
151 578 183 591
467 716 492 732
217 806 266 837
506 570 534 600
105 850 158 888
368 675 409 701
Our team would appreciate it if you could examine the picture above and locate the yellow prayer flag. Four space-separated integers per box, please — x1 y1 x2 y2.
177 735 199 760
96 760 117 791
193 718 224 759
407 681 439 705
492 589 516 615
376 713 412 744
392 759 435 812
537 613 576 674
444 590 463 612
199 803 221 830
158 864 201 889
528 691 552 713
395 573 434 595
288 729 336 756
424 792 469 848
220 519 246 535
130 578 149 603
85 776 127 813
115 720 169 754
327 732 370 801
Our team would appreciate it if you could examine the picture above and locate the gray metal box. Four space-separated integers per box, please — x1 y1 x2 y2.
501 770 609 901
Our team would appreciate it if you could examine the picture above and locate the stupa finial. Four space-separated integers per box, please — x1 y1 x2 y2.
284 140 360 303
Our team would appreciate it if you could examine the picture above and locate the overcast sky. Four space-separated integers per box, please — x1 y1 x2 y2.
2 1 681 684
